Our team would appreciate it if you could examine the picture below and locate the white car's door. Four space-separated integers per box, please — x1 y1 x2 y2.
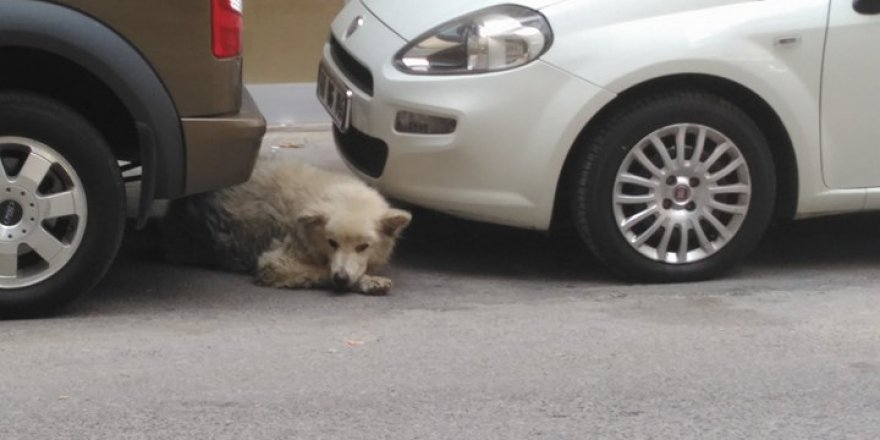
821 0 880 189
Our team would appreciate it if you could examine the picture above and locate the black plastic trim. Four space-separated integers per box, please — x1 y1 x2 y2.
333 126 388 178
330 36 375 96
135 122 156 229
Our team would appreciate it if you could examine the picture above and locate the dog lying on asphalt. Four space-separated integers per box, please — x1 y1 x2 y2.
162 157 411 295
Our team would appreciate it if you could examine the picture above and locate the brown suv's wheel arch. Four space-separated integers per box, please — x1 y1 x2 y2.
0 0 187 203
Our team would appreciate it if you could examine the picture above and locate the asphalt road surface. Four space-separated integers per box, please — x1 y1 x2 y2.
2 136 879 439
2 209 879 439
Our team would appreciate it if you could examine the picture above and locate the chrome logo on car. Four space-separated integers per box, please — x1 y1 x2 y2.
344 16 364 40
0 199 21 226
673 185 691 203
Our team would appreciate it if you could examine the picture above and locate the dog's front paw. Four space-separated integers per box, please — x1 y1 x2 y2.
356 275 393 296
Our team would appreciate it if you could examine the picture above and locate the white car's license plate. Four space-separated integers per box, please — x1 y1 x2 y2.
317 63 352 132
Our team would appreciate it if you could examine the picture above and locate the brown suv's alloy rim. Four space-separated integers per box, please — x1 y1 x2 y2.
0 137 87 288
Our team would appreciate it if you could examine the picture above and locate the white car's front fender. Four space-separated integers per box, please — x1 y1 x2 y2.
540 0 859 216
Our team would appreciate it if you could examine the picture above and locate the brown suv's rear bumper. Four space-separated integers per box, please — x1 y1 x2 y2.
180 89 266 195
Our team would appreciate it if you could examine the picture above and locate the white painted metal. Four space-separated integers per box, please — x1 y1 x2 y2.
322 0 878 229
820 0 880 189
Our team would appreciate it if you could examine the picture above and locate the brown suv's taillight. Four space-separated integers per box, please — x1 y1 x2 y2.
212 0 243 58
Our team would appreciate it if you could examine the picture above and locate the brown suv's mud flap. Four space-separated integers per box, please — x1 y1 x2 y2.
135 122 157 228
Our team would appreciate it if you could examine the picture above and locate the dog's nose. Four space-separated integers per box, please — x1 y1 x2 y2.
332 273 350 290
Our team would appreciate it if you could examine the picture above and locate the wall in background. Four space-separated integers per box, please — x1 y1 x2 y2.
243 0 344 84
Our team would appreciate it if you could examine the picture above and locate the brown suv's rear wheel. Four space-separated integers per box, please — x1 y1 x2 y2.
0 91 125 318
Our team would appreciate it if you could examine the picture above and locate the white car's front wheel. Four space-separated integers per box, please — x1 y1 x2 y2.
569 91 776 282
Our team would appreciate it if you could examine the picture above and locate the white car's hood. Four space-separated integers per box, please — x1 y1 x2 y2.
360 0 566 40
361 0 757 41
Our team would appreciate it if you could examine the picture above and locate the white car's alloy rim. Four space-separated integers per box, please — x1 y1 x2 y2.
0 137 87 289
612 124 751 264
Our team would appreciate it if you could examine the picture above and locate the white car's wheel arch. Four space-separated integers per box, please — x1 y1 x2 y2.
550 73 800 232
539 0 850 222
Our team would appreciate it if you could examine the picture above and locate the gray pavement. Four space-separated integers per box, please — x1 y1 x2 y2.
1 131 879 439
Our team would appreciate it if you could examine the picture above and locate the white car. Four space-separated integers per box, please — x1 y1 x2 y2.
317 0 880 281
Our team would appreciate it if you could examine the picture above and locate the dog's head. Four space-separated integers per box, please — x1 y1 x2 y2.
298 206 411 290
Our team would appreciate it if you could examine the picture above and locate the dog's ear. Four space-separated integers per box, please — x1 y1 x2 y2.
380 209 412 237
297 211 327 229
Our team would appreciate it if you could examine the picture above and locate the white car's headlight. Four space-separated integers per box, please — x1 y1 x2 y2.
394 5 553 75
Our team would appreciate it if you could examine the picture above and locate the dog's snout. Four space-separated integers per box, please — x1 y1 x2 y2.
332 273 350 289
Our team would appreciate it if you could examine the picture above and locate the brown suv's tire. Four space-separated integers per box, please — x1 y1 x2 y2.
0 91 125 318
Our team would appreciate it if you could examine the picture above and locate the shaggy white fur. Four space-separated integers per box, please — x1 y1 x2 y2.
163 157 411 295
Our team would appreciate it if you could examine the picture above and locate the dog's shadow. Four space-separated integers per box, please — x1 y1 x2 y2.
66 209 880 316
122 208 880 281
397 207 880 277
121 207 605 280
392 207 605 281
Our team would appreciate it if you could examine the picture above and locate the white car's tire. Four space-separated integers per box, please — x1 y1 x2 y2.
569 91 776 282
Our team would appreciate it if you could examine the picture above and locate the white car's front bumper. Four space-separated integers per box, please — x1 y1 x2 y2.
322 1 614 229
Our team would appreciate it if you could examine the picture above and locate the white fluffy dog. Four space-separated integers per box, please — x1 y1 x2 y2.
163 157 411 295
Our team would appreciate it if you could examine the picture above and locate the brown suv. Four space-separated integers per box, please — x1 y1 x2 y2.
0 0 266 317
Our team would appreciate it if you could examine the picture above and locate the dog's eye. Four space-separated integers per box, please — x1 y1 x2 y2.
328 239 339 249
355 244 369 253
